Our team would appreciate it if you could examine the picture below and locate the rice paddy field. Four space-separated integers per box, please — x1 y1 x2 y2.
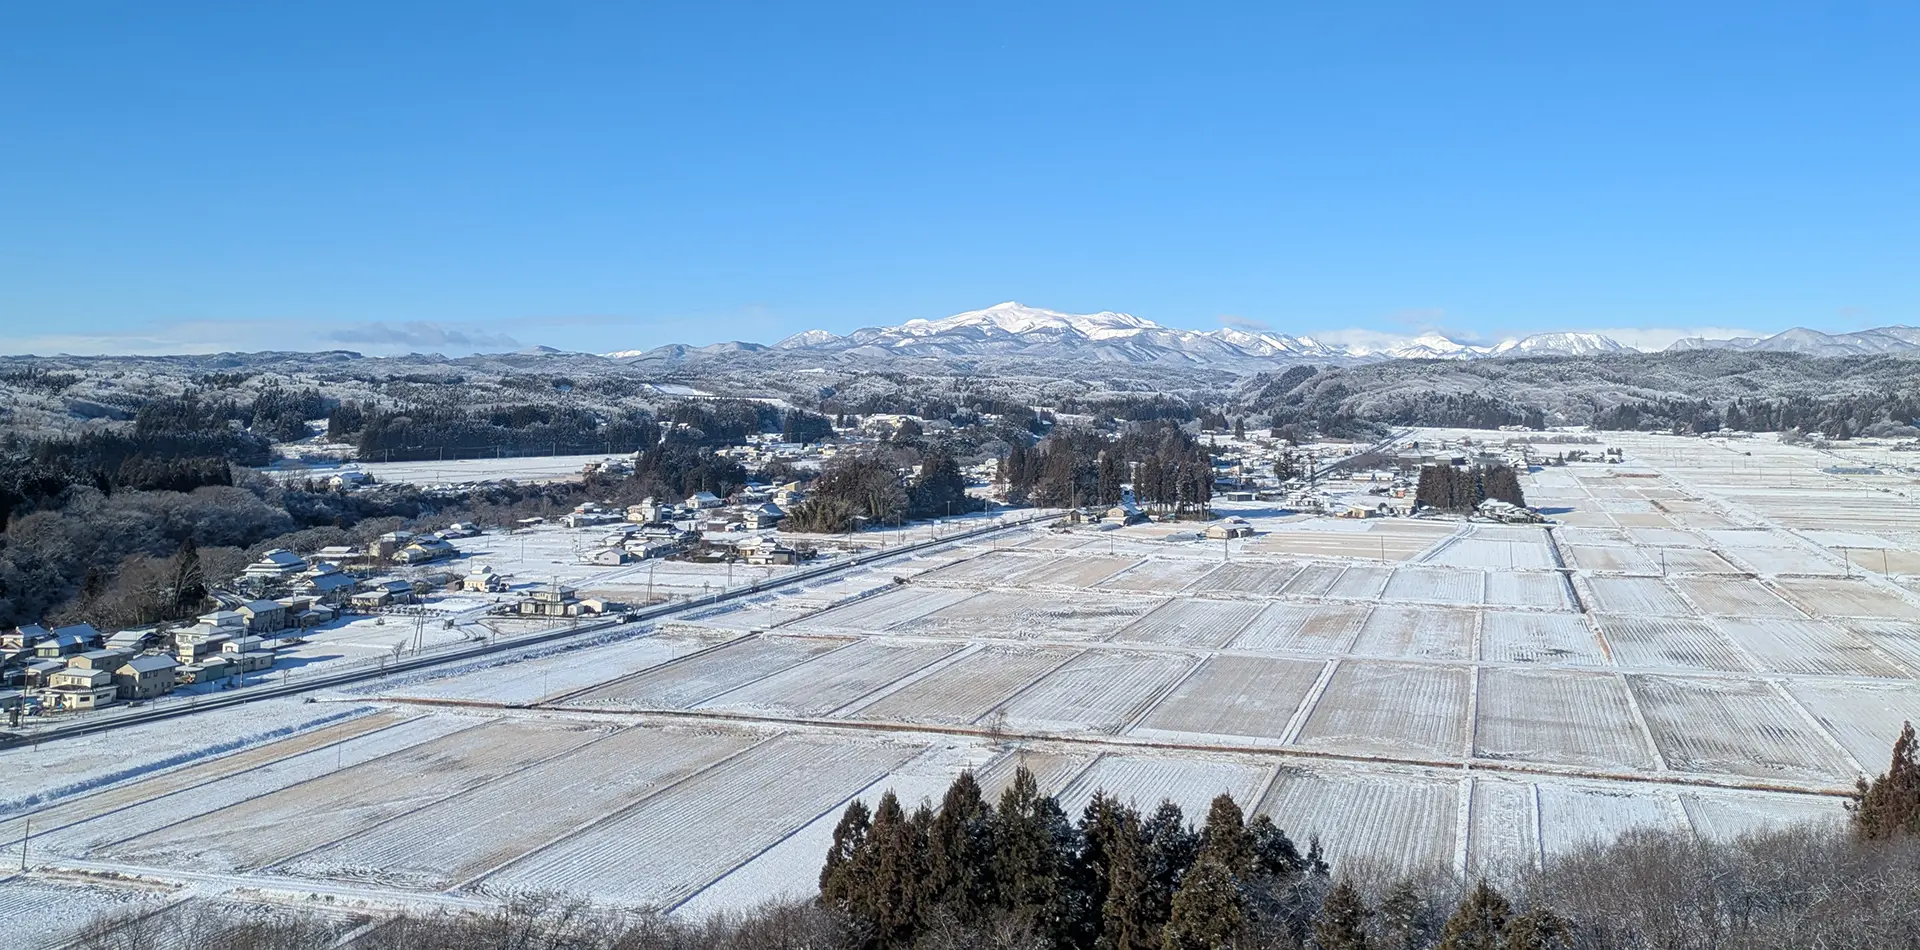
6 428 1918 943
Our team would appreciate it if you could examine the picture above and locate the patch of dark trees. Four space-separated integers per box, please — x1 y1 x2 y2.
999 422 1214 516
783 446 982 533
1415 464 1527 511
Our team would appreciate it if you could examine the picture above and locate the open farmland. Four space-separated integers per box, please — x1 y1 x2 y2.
11 429 1920 925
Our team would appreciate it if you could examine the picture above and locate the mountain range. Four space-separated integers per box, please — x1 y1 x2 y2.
607 302 1920 370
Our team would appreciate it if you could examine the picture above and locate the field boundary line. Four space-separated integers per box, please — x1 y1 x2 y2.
824 643 983 719
551 704 1863 798
660 743 928 915
679 638 869 710
3 710 423 840
1614 672 1670 773
73 716 498 857
1767 678 1868 777
1452 774 1475 877
451 735 778 892
6 717 483 859
1279 660 1340 745
1116 654 1207 735
538 630 760 706
260 722 638 873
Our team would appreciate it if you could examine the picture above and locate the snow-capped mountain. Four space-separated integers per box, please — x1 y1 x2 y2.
1667 325 1920 357
611 301 1634 368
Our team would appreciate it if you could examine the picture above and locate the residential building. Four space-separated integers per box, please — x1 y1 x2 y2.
580 546 631 566
114 655 177 700
243 548 308 578
67 648 133 672
237 599 290 634
394 537 457 564
462 570 506 593
685 490 723 509
46 667 117 710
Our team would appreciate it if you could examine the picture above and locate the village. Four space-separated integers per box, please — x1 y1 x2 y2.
0 421 1618 726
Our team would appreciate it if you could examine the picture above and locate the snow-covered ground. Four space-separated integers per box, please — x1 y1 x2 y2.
14 431 1920 927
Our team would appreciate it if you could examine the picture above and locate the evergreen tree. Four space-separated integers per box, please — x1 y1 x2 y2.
1196 794 1252 875
821 799 872 912
1850 720 1920 840
1437 881 1511 950
1377 879 1432 950
992 767 1082 944
862 792 927 948
1312 878 1372 950
1501 908 1571 950
1141 801 1199 928
924 771 996 921
1077 792 1129 947
1098 810 1159 950
1161 853 1244 950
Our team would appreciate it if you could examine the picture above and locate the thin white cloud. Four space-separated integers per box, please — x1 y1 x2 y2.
0 319 529 357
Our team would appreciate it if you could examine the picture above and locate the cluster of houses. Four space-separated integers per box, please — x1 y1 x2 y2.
0 608 283 715
564 488 805 568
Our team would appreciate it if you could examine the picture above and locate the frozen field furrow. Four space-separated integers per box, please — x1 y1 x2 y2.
1325 564 1393 600
697 639 961 717
1595 615 1756 672
471 735 921 908
562 635 850 709
1292 661 1470 759
18 713 476 857
1108 598 1265 648
100 717 606 872
1783 679 1920 770
1349 606 1475 661
1059 754 1272 819
1131 655 1325 745
1586 576 1693 616
910 590 1159 640
1680 789 1844 841
1474 669 1655 771
1258 767 1459 872
1478 612 1606 666
1773 578 1920 620
1094 557 1219 593
1189 562 1303 596
1711 618 1908 677
783 587 980 632
1668 578 1803 618
1281 562 1348 597
1381 566 1484 606
385 632 728 705
1467 778 1539 879
847 645 1076 725
916 550 1049 585
277 724 761 890
1424 537 1556 571
1629 675 1858 783
1484 572 1573 610
1535 783 1681 856
995 650 1193 735
1231 602 1369 655
1011 555 1142 588
0 879 175 950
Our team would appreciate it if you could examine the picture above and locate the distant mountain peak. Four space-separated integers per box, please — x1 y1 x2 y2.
611 303 1639 370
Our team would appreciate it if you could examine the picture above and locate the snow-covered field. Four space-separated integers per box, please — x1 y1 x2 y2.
16 430 1920 926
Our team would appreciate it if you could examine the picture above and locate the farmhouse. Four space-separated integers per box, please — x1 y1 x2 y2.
244 548 308 578
114 654 177 700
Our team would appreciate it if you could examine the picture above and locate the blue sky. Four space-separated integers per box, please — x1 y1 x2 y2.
2 3 1914 355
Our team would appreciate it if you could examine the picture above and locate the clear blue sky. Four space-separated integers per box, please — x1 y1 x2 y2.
2 2 1915 355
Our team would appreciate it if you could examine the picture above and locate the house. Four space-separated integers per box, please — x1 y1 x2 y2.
296 605 337 627
685 491 724 510
1204 518 1255 540
196 610 247 632
221 638 275 673
442 522 481 538
237 599 290 634
350 589 393 610
66 648 133 672
314 544 361 563
580 546 631 566
371 531 415 559
463 570 506 593
114 654 177 700
328 471 372 490
22 659 64 689
1478 499 1545 524
1105 502 1147 526
739 539 800 566
46 667 117 710
745 503 786 530
243 548 308 578
298 568 360 603
2 624 50 651
176 655 234 686
35 625 99 658
621 538 681 560
518 583 593 617
394 537 457 564
106 627 162 651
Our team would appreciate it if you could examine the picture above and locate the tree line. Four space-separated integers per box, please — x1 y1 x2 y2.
1414 464 1527 512
1000 422 1214 517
